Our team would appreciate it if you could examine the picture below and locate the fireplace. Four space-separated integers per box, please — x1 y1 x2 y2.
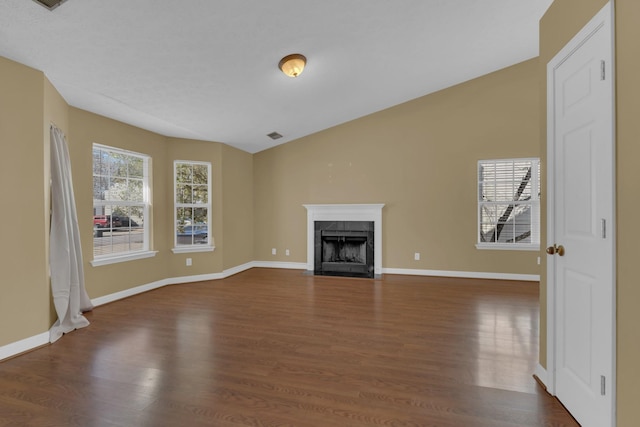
314 221 374 278
304 204 384 278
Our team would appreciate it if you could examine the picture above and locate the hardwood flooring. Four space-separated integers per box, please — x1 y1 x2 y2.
0 268 578 426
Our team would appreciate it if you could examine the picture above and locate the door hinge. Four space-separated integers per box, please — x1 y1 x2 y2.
601 60 606 80
601 218 607 239
601 375 606 395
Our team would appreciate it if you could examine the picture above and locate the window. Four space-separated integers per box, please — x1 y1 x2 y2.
173 161 213 253
92 144 154 265
477 158 540 250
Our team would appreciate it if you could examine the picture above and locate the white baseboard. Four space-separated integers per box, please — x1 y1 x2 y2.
166 272 225 286
251 261 307 270
249 263 540 282
0 332 49 362
382 267 540 282
534 363 549 391
91 262 259 308
90 278 171 307
221 261 256 277
1 262 538 361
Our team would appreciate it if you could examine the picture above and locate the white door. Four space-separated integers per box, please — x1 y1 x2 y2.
547 3 615 427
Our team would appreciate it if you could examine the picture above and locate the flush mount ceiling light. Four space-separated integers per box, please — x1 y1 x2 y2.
33 0 68 10
278 54 306 78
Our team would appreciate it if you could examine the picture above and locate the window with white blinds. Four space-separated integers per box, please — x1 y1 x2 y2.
477 158 540 250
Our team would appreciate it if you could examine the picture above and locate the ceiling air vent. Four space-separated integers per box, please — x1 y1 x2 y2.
267 132 283 140
33 0 67 10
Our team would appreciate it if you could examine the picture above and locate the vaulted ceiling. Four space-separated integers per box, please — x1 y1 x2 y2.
0 0 552 153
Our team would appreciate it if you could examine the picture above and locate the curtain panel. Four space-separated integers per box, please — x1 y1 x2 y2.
49 125 93 343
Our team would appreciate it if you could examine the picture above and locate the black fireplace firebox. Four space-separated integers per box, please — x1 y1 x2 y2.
314 221 374 278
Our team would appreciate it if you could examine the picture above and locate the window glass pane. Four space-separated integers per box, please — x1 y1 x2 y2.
176 163 192 184
93 148 107 175
176 207 209 246
129 178 144 203
477 158 540 247
93 176 109 200
109 154 127 178
493 180 515 202
193 207 207 224
480 204 532 243
174 161 211 247
480 205 498 242
193 185 208 204
93 145 149 259
93 233 113 257
511 204 532 243
176 184 193 204
176 207 193 231
106 178 126 201
128 157 144 179
192 164 208 184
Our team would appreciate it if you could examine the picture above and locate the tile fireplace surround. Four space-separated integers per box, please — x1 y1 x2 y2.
303 204 384 277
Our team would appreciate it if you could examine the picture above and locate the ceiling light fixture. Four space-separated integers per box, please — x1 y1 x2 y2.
33 0 67 10
278 54 306 78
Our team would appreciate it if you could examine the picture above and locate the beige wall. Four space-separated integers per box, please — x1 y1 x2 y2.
166 137 224 276
221 144 254 269
68 108 172 298
0 58 254 348
2 3 637 421
0 57 50 346
615 1 640 423
67 113 251 296
254 59 541 275
541 0 640 424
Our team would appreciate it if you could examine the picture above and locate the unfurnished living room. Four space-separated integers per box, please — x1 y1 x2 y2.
1 1 638 426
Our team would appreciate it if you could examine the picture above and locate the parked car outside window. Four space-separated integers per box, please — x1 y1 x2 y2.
93 215 139 229
176 223 208 244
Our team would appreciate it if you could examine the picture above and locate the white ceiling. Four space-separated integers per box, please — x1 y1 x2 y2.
0 0 552 153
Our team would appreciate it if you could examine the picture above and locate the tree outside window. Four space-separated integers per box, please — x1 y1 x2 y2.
92 144 150 259
174 161 212 249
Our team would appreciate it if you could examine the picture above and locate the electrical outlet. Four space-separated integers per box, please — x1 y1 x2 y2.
537 256 541 265
272 248 277 255
414 252 420 261
186 258 192 266
285 249 290 256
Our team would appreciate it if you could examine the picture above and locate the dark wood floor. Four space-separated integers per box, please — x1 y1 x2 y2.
0 268 578 427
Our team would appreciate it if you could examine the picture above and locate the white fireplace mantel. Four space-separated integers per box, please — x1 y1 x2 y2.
303 204 385 276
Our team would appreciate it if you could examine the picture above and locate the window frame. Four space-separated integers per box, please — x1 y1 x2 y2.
172 160 214 254
91 143 156 266
476 157 541 251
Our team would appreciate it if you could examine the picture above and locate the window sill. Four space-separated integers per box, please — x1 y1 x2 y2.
475 244 540 252
91 250 158 267
171 246 215 254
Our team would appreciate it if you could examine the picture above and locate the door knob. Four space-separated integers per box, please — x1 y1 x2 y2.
546 244 565 256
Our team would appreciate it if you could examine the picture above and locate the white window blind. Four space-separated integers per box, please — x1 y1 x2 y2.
477 158 540 250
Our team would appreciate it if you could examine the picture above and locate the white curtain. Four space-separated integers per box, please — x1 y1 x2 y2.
49 125 93 343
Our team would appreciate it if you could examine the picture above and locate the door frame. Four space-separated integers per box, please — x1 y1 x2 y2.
545 0 616 423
